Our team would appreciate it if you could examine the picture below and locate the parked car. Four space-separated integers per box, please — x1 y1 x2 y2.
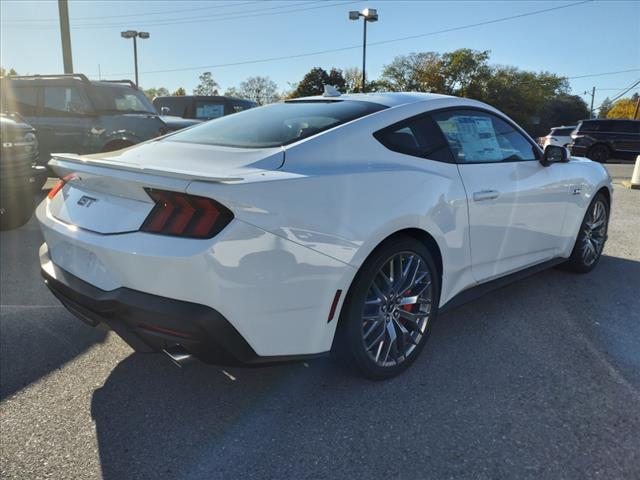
0 74 167 167
539 125 575 149
569 118 640 162
0 113 46 230
37 92 611 380
152 95 257 121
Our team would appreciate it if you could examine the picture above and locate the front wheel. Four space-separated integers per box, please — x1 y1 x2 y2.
563 193 609 273
335 236 440 380
587 144 610 163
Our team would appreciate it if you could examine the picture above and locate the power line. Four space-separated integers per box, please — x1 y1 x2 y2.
2 0 264 23
4 1 356 29
593 78 640 112
95 0 596 76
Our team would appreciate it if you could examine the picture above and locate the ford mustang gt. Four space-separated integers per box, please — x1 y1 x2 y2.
37 92 611 379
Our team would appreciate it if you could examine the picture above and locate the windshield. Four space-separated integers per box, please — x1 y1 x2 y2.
166 100 387 148
91 84 156 114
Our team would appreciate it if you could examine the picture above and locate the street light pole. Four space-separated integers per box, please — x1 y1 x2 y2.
133 35 139 87
362 17 367 92
121 30 149 87
349 8 378 93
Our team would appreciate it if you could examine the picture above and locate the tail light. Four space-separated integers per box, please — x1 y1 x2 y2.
47 174 77 200
140 188 233 239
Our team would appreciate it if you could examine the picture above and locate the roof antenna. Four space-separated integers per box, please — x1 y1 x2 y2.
323 85 341 98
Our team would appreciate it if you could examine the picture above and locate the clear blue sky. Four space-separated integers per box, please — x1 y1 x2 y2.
1 0 639 108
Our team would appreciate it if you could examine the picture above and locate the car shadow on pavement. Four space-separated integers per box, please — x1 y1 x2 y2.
90 254 640 480
0 206 109 400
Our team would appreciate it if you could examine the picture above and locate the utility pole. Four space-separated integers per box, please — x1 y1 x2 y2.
58 0 73 73
634 96 640 120
589 86 595 118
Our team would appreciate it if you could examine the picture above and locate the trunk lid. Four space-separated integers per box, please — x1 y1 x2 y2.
46 140 283 234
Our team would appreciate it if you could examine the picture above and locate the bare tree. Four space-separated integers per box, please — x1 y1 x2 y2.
233 76 279 105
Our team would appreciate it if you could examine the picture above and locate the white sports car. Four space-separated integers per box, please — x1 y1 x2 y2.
37 92 611 379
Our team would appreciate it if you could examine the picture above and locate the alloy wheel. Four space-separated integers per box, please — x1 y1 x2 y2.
581 199 607 266
361 252 433 367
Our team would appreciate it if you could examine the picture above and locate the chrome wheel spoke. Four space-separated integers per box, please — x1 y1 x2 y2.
361 251 434 367
581 199 607 266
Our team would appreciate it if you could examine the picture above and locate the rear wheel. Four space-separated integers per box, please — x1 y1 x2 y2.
336 236 440 380
587 144 610 163
563 193 609 273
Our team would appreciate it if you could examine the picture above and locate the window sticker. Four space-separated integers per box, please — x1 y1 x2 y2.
437 115 503 162
196 104 225 119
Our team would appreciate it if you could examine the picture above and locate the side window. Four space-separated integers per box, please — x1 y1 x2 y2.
43 86 90 115
374 115 454 163
3 86 38 115
431 109 537 163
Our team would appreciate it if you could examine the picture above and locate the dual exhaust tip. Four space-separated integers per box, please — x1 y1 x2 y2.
162 346 194 368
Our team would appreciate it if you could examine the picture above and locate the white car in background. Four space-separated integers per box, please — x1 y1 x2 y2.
37 92 611 379
540 125 576 149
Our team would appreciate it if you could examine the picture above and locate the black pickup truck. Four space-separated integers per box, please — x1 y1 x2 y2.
0 113 46 230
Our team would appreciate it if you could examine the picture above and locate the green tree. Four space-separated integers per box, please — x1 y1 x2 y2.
172 87 186 96
143 87 169 100
440 49 491 97
193 72 220 95
379 52 442 92
289 67 346 98
326 68 346 93
538 94 589 136
598 97 613 118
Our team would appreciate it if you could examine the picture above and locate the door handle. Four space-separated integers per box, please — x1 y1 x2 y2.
473 190 500 201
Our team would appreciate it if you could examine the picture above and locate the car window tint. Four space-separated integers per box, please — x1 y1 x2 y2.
375 115 453 162
2 86 38 115
167 100 387 148
43 86 90 115
432 109 536 163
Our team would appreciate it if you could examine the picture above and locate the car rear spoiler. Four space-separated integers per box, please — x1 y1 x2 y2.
48 154 244 184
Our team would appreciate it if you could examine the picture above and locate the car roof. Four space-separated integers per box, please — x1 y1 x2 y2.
290 92 453 108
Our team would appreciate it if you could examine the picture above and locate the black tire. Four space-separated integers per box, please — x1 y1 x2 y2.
563 193 609 273
0 194 35 231
587 144 610 163
334 235 441 380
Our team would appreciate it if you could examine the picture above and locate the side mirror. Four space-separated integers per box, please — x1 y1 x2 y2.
540 145 569 167
160 106 171 115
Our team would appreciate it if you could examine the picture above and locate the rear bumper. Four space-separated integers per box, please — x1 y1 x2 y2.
42 256 321 366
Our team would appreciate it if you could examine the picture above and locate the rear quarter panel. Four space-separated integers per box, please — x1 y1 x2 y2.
186 98 478 306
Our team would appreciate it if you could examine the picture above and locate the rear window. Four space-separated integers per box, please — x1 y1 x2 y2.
90 84 156 114
551 127 574 136
167 100 386 148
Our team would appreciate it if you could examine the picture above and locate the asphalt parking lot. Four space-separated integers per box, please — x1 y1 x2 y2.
1 163 639 480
